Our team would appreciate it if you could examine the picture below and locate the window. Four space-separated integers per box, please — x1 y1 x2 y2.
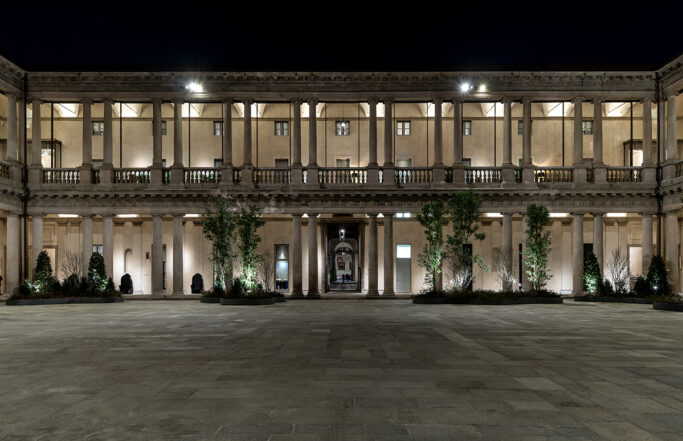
92 121 104 136
214 121 224 136
336 158 350 168
274 121 289 136
397 121 411 136
582 120 593 135
517 120 532 135
463 120 472 136
395 212 411 218
92 244 103 255
162 159 167 167
335 120 350 136
161 121 167 136
214 159 223 168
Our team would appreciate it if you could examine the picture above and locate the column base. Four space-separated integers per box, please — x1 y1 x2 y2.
432 165 446 184
452 165 465 184
290 165 303 185
220 165 235 187
663 163 677 180
501 164 516 184
382 290 396 297
641 166 656 183
28 166 42 185
290 290 305 298
149 165 163 185
79 165 93 185
573 167 587 184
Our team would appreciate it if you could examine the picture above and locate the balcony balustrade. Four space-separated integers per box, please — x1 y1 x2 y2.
233 167 242 184
395 167 432 184
606 167 642 183
114 168 150 184
254 168 291 184
319 167 367 184
534 167 573 183
0 162 10 179
185 168 221 184
675 160 683 178
43 168 80 184
464 167 501 184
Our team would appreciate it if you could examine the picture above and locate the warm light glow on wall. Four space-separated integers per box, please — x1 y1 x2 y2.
549 213 569 218
58 214 78 218
606 213 628 218
117 214 139 218
55 103 79 117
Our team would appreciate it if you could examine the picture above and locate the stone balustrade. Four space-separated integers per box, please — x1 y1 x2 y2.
319 167 367 184
42 168 80 184
185 168 221 184
464 167 502 184
606 167 642 183
534 167 573 183
114 168 150 184
254 168 291 184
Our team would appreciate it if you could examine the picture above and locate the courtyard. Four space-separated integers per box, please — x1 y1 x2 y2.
1 300 683 441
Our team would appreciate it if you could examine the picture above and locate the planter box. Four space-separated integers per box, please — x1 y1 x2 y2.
412 296 562 305
575 296 652 304
220 297 275 305
653 302 683 312
200 297 221 303
6 296 124 306
272 296 286 303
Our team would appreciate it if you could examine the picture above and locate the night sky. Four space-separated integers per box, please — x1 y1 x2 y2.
2 4 681 72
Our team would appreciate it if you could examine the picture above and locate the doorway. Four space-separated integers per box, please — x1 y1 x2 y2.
396 244 411 293
324 220 361 293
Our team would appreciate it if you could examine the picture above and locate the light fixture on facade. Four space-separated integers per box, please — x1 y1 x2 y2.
549 213 569 218
186 82 203 93
478 84 487 93
184 214 200 218
485 213 503 218
460 82 472 93
606 212 628 218
117 214 139 218
58 214 78 218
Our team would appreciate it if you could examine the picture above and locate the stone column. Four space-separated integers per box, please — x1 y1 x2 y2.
642 214 653 274
573 97 586 183
172 215 184 296
18 98 25 165
28 99 42 184
6 94 17 162
150 99 163 185
102 214 113 280
6 214 19 294
152 215 164 296
291 100 303 184
31 215 43 279
100 100 113 184
522 97 534 183
307 98 319 185
573 213 584 295
521 213 530 290
665 210 679 293
171 99 184 184
383 214 395 296
80 99 93 184
243 99 253 166
367 214 378 297
667 94 677 163
383 98 394 185
502 214 513 291
433 99 446 183
593 214 603 272
82 215 93 271
307 214 320 298
642 97 656 183
453 99 464 182
593 98 606 183
502 99 515 183
291 214 303 297
222 100 233 166
367 99 379 184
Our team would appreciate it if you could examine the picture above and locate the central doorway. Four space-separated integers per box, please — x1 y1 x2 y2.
323 219 362 293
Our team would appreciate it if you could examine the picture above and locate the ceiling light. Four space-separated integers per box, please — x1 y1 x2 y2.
478 84 487 93
117 214 139 218
58 214 78 218
606 213 628 218
186 82 203 93
460 83 471 93
485 213 503 218
549 213 569 218
184 214 200 218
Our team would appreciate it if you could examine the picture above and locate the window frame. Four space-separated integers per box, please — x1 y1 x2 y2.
274 121 289 136
463 120 472 136
517 120 532 135
397 120 411 136
213 121 224 136
335 120 350 136
582 120 593 135
92 121 104 136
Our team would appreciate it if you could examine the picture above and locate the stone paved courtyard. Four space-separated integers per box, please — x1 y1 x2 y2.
1 300 683 441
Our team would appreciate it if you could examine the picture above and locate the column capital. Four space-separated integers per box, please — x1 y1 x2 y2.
151 98 162 105
306 97 318 106
172 213 184 219
173 98 183 106
573 96 584 103
592 97 603 104
306 212 318 218
367 213 378 218
367 98 379 105
102 97 114 105
382 97 394 105
242 98 254 105
291 98 303 106
501 97 512 104
81 97 93 105
433 97 443 105
641 96 652 105
382 213 394 219
522 96 532 104
222 97 233 105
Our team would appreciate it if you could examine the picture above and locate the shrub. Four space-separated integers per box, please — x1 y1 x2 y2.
105 278 116 295
524 204 552 291
120 273 133 294
16 279 33 297
228 277 246 298
583 252 601 293
633 276 651 297
646 255 670 295
62 273 80 295
33 251 54 292
236 205 265 291
598 279 614 296
87 252 108 293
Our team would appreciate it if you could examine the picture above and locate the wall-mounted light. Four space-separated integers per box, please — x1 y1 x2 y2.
186 82 203 93
606 213 628 218
485 213 503 218
117 214 139 218
460 82 472 93
478 84 487 93
549 213 569 218
58 214 78 218
184 214 200 218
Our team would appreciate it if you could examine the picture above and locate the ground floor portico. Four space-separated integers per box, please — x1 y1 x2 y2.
2 300 683 440
1 209 681 296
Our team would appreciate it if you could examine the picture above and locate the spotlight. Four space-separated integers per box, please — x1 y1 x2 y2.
186 82 203 93
478 84 487 93
460 83 471 93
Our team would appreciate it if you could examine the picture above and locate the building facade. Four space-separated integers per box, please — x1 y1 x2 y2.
0 54 682 296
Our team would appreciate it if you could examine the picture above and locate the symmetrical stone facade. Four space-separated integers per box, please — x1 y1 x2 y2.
0 54 682 296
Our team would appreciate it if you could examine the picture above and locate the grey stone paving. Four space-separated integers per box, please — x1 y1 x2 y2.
1 300 683 441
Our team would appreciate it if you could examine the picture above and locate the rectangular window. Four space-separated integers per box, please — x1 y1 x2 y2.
161 121 167 136
395 212 411 219
335 120 350 136
335 158 350 168
517 120 532 135
275 244 289 291
92 244 103 255
214 121 224 136
396 244 411 258
463 120 472 136
92 121 104 136
397 121 411 136
274 121 289 136
214 159 223 168
582 120 593 135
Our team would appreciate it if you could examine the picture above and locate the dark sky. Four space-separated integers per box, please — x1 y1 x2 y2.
2 3 682 72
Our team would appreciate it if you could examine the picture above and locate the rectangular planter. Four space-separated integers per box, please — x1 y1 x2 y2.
220 297 276 305
6 297 124 306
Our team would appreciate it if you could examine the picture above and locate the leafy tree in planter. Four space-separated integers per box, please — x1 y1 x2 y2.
524 204 552 291
445 190 487 292
87 252 108 292
646 255 670 295
33 250 55 293
236 205 265 291
583 252 601 293
203 199 238 289
416 200 447 291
